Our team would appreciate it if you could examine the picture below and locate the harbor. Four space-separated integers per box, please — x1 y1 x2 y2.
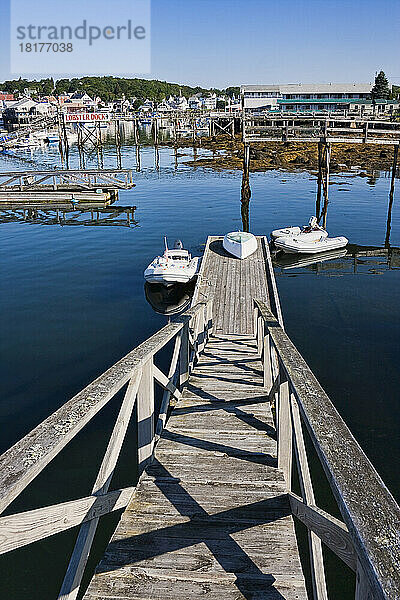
0 6 400 593
0 137 399 599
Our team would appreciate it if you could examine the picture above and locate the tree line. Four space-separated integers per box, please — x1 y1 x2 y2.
0 76 240 102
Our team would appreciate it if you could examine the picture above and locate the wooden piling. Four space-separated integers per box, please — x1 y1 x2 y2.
385 144 399 247
116 120 122 170
316 142 323 220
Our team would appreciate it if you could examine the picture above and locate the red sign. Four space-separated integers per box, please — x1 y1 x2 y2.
0 94 14 101
65 113 110 122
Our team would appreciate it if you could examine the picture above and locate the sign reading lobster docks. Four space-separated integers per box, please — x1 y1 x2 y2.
64 113 111 122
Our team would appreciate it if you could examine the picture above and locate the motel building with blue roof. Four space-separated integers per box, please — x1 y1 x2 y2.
240 83 399 115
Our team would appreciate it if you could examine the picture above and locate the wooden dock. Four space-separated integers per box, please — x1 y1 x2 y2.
1 237 400 600
83 237 306 599
194 236 282 335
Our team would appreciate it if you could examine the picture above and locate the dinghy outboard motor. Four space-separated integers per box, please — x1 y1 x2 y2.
308 216 318 228
174 239 184 250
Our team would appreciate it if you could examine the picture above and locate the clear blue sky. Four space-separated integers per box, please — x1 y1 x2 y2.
0 0 399 87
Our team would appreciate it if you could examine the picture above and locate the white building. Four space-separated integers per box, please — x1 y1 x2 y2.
203 93 217 110
139 99 154 112
240 83 379 113
2 97 56 124
188 93 203 110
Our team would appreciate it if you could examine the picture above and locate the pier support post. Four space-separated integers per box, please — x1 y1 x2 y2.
263 331 273 391
316 142 323 220
96 122 104 170
241 144 251 231
320 142 331 229
134 117 139 146
77 124 85 169
137 358 155 470
385 144 399 247
179 322 189 387
152 117 158 146
116 120 122 169
277 376 292 488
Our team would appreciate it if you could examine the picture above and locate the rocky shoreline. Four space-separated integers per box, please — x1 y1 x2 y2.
159 134 398 175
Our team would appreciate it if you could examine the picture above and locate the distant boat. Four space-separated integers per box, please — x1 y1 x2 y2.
223 231 258 259
15 134 45 148
144 238 200 285
46 134 60 144
275 235 348 255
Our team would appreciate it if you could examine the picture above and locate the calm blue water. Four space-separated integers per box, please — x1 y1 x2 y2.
0 135 399 598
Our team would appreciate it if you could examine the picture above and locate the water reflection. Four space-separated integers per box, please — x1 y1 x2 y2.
273 248 348 270
0 203 137 227
273 244 400 275
144 280 196 316
240 170 251 232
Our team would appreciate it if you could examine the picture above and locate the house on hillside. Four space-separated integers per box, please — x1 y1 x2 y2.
61 92 99 113
203 93 217 110
188 93 203 110
175 95 189 111
139 99 154 112
158 97 174 113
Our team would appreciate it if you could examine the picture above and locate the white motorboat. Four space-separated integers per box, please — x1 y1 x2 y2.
223 231 258 259
271 216 328 241
144 238 200 285
274 235 348 255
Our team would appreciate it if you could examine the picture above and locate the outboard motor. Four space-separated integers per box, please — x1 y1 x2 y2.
309 216 318 228
174 239 184 250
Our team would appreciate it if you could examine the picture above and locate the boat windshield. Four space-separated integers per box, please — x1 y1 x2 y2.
170 255 188 260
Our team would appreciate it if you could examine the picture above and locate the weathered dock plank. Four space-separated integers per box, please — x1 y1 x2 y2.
84 236 307 599
84 335 306 599
194 236 270 335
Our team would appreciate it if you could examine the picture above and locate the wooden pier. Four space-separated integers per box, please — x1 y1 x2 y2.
0 169 135 204
83 237 305 599
0 237 399 600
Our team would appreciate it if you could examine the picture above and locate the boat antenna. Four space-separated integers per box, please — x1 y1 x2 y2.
164 236 168 251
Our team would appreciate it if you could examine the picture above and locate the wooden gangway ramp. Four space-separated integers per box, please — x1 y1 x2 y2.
84 237 307 599
1 238 400 599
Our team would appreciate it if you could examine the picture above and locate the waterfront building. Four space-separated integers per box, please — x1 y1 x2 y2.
241 83 398 114
2 97 57 124
203 93 217 110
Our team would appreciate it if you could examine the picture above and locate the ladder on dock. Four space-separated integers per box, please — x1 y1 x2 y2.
0 237 399 600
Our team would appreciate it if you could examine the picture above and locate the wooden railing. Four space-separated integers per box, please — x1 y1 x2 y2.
253 299 400 600
0 298 213 600
243 117 400 145
0 169 135 191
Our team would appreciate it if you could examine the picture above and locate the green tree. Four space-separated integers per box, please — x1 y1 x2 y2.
371 71 390 99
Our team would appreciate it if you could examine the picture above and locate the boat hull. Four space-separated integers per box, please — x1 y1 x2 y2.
275 236 348 254
223 232 258 259
144 257 200 285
